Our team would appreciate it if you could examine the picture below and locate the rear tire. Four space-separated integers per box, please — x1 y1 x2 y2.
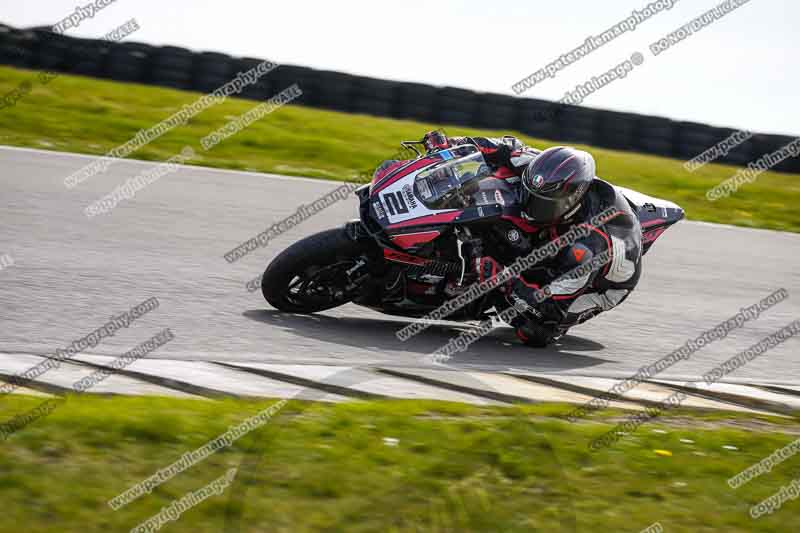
261 229 370 313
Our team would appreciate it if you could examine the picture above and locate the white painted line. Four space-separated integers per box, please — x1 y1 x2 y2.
0 145 331 186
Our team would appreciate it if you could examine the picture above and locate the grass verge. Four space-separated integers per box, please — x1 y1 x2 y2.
1 394 798 532
0 66 799 232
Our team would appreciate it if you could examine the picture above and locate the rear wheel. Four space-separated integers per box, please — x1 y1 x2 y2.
261 229 371 313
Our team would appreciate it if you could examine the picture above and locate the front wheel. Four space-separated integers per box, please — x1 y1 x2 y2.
261 228 371 313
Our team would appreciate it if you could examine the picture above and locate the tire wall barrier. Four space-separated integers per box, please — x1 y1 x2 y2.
1 24 798 174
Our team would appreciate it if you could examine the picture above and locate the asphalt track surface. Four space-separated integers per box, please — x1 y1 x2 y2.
1 146 799 390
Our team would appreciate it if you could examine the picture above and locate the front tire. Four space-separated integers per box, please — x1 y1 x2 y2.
261 228 370 313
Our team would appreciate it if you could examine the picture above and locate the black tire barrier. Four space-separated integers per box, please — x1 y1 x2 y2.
192 51 236 92
635 116 677 157
674 121 720 158
0 44 28 68
724 139 755 166
474 92 518 130
594 111 638 151
680 126 751 167
517 99 562 140
0 23 796 174
32 29 72 71
395 82 437 122
67 37 108 77
315 69 353 112
0 28 36 68
437 86 477 126
751 134 799 173
270 65 316 106
103 42 153 83
557 106 598 145
679 123 721 145
351 76 397 118
151 46 194 89
236 57 273 100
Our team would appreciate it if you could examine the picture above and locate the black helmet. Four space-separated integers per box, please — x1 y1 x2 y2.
519 146 595 224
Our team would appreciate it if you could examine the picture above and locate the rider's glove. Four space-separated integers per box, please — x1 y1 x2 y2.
485 143 513 169
422 130 450 152
474 256 517 298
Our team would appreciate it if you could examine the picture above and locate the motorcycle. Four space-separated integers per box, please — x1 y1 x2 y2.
261 141 684 331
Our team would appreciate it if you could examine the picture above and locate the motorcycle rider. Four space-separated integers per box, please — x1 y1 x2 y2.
421 130 643 347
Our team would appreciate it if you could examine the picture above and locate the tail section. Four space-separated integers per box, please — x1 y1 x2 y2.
615 186 685 256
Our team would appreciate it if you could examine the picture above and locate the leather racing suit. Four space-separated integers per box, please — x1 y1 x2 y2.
432 133 644 345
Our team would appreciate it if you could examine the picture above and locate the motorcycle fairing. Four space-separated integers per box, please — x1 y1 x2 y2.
616 185 685 255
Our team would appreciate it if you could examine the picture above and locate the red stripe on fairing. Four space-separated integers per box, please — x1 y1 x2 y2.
387 211 462 229
372 160 407 183
372 158 437 194
390 231 440 249
642 218 667 228
643 227 668 243
383 249 428 266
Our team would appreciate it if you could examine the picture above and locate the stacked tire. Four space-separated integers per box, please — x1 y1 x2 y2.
0 27 36 68
67 37 108 77
315 70 353 112
635 115 676 158
150 46 194 89
674 121 720 160
594 111 638 151
104 42 152 83
394 82 437 122
31 28 72 71
474 92 518 130
557 105 598 145
750 134 799 173
437 87 476 126
714 128 754 166
269 65 316 106
236 57 274 101
517 98 560 140
192 51 235 93
351 76 396 117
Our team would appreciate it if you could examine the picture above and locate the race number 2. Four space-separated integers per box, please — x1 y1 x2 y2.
382 191 409 216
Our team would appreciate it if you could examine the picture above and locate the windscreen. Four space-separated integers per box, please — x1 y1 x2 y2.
414 147 492 210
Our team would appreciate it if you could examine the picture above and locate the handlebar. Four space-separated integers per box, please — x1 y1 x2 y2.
401 140 425 157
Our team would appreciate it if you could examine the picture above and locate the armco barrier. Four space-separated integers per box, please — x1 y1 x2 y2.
0 23 798 174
